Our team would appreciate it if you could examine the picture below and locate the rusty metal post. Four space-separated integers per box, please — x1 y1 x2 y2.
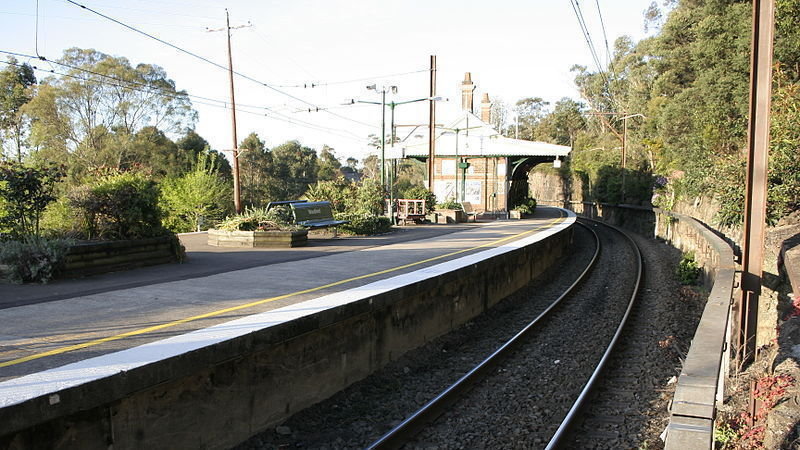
736 0 775 369
428 55 437 192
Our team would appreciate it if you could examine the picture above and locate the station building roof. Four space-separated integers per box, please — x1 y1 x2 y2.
387 108 571 159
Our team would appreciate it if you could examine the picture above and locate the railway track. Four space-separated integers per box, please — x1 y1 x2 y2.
237 219 646 449
367 219 642 449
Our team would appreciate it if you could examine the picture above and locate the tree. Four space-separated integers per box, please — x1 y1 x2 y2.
238 132 276 207
24 48 196 174
0 58 36 162
270 140 318 200
513 97 549 140
0 161 64 238
317 145 342 181
536 98 586 146
177 129 231 179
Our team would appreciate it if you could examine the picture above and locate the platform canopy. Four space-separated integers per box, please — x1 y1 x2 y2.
387 110 571 160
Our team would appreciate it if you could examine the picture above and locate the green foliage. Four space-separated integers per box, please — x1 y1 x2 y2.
514 197 537 215
39 197 81 238
160 152 231 232
353 178 385 216
215 206 299 232
713 421 739 447
561 0 800 219
305 178 352 214
270 140 319 200
0 161 65 238
336 213 392 236
676 252 701 286
767 72 800 222
23 48 196 175
306 177 385 217
0 57 36 161
305 176 389 235
317 145 342 181
401 185 436 214
436 198 463 210
0 237 71 284
68 171 165 240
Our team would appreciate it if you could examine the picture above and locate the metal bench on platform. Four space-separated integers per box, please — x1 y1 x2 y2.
289 201 349 229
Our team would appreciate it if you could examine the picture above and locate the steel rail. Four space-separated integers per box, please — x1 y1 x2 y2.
367 221 600 449
545 218 644 449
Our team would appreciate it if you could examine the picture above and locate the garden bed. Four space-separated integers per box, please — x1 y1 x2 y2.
207 229 308 248
61 235 184 279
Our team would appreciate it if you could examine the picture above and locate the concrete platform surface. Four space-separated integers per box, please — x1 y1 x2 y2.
0 208 567 383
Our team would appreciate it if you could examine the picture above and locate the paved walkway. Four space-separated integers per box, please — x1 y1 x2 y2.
0 209 567 382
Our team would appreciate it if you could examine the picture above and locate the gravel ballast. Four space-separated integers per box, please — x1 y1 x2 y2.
235 223 707 449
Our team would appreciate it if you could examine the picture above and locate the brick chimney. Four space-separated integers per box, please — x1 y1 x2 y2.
480 93 491 123
461 72 476 113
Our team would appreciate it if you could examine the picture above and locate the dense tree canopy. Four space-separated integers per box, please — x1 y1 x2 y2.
508 0 800 225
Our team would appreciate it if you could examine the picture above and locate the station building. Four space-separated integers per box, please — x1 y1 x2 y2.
394 73 571 217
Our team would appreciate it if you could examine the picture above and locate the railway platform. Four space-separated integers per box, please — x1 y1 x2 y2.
0 207 569 383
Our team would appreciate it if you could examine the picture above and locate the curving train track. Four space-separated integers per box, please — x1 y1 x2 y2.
237 219 651 449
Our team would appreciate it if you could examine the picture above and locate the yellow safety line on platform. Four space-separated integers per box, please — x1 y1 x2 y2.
1 214 566 369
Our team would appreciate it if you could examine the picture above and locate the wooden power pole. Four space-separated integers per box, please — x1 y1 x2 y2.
209 10 250 214
428 55 437 193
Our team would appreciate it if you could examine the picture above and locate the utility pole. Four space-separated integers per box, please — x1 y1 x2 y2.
736 0 776 370
208 10 251 214
428 55 437 193
587 111 644 203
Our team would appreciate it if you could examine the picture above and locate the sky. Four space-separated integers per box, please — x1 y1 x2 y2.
2 0 656 163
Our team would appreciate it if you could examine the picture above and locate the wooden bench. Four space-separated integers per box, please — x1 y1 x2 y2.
461 202 483 222
289 201 349 229
396 199 426 224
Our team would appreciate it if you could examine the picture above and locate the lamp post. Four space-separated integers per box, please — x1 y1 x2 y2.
439 116 480 202
344 92 444 222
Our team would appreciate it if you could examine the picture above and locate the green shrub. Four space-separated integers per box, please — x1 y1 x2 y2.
305 178 386 217
159 157 231 233
305 178 352 214
336 213 391 235
0 237 72 284
0 162 65 239
436 198 463 210
69 172 165 240
401 186 436 214
39 197 82 238
515 197 537 215
216 206 300 232
676 252 702 285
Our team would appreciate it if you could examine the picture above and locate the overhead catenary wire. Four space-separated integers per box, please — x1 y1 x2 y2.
62 0 377 129
0 58 366 144
594 0 615 71
569 0 619 111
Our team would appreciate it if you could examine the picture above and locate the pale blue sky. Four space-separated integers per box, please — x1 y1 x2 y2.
2 0 656 161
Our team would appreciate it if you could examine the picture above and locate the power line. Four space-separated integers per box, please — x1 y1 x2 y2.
62 0 376 129
569 0 618 110
570 0 604 75
594 0 616 74
0 58 368 144
1 49 368 136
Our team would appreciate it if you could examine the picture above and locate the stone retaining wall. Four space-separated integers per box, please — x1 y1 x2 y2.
61 235 183 279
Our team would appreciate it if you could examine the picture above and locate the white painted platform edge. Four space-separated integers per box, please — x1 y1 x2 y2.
0 209 576 408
